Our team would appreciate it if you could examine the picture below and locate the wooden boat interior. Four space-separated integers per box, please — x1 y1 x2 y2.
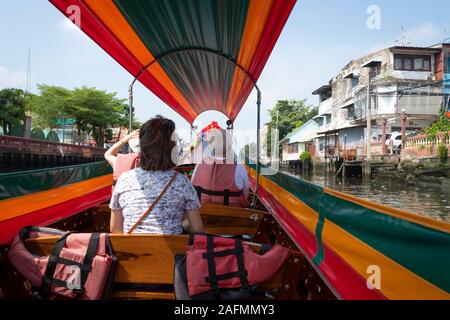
0 200 337 300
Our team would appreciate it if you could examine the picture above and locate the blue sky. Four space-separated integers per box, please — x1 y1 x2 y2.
1 0 449 144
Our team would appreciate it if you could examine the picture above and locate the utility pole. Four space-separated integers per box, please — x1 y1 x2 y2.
362 60 379 180
366 71 372 161
62 116 65 144
23 50 32 139
26 49 31 93
381 115 387 155
276 110 279 129
401 109 407 150
128 85 133 134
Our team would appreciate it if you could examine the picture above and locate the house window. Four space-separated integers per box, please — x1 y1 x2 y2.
347 107 355 119
369 65 381 77
394 54 431 71
319 143 324 151
288 143 299 154
394 56 403 69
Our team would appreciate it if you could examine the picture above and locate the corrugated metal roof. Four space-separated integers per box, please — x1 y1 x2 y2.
280 120 319 144
390 45 441 53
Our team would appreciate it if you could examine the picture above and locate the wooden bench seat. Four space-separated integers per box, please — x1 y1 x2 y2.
89 203 266 237
24 234 294 300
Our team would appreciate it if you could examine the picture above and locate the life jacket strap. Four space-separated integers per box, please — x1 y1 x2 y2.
202 235 250 295
194 186 243 206
38 232 100 299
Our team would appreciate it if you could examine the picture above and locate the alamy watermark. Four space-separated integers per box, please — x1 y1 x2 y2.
366 265 381 290
367 5 381 30
66 5 81 28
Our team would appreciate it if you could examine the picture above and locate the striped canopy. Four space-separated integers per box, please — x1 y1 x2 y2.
49 0 296 124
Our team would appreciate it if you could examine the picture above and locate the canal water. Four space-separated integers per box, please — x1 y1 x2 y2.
283 169 450 223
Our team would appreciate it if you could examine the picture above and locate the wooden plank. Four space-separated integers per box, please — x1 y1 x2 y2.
97 203 265 220
204 226 257 236
112 291 174 300
92 203 265 236
199 203 266 220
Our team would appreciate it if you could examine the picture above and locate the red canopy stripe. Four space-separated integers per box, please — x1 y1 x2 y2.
49 0 196 123
230 0 297 121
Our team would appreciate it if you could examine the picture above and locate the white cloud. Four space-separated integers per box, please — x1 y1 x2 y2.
395 23 449 47
0 66 27 88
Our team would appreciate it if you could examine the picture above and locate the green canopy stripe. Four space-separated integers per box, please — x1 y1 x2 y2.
113 0 250 114
0 161 112 200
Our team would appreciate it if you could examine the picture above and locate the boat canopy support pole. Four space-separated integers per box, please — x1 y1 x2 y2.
127 46 262 204
252 89 262 209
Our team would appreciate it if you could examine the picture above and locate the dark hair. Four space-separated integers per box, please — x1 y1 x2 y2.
139 115 176 171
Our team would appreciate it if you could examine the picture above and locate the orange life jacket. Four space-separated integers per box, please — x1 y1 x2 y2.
191 163 247 207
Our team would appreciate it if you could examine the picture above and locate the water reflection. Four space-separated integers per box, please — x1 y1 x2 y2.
283 168 450 223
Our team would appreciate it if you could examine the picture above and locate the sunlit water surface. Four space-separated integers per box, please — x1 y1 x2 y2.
282 169 450 223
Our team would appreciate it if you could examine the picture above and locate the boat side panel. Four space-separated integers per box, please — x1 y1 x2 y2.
0 163 113 244
247 166 450 299
248 169 385 300
0 175 112 223
0 161 112 201
0 186 111 244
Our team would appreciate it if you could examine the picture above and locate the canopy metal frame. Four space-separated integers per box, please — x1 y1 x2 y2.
128 47 262 207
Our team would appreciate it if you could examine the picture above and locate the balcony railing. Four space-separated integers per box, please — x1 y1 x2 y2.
405 132 450 148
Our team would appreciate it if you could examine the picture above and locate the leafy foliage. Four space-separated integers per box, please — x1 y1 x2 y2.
265 99 318 155
28 85 140 146
299 151 312 164
29 85 72 135
438 143 448 162
426 105 450 135
68 86 130 145
0 88 27 135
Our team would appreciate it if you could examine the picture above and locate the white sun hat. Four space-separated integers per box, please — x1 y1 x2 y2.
128 138 141 153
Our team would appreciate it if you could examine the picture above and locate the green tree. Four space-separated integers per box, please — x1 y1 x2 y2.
69 86 134 146
28 85 72 140
29 84 139 145
426 104 450 135
0 88 27 135
265 99 318 155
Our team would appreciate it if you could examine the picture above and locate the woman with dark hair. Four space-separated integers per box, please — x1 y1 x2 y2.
109 116 204 234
